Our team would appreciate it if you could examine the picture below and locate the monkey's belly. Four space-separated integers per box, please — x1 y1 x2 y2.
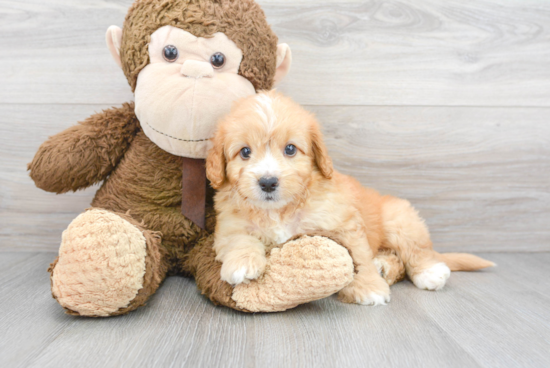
92 131 214 255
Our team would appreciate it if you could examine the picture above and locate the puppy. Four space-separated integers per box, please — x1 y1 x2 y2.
206 91 494 305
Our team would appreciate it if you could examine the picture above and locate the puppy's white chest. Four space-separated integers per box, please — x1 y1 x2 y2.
251 214 300 245
272 225 294 244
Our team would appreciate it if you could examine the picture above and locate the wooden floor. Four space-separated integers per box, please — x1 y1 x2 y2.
1 252 549 368
1 1 549 367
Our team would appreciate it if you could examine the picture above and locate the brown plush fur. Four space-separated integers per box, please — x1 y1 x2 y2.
28 103 139 194
121 0 278 92
28 0 292 315
29 0 406 316
34 103 237 313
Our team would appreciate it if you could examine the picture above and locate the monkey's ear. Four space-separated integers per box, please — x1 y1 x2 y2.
273 43 292 86
106 26 123 68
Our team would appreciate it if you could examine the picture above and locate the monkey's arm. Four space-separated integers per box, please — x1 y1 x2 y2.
28 102 139 194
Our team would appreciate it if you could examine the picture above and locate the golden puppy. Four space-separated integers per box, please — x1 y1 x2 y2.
206 91 494 305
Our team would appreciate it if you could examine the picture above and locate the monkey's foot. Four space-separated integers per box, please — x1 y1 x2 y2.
50 209 165 317
231 235 354 312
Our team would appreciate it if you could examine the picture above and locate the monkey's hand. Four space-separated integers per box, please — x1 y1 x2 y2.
28 103 139 193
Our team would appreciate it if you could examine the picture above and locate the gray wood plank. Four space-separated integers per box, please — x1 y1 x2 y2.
250 287 481 368
0 252 36 270
0 253 77 368
0 252 479 368
1 0 549 106
1 252 550 368
400 254 550 368
478 252 550 297
2 104 548 252
24 278 254 368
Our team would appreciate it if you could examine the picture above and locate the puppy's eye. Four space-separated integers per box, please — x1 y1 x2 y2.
210 52 226 69
284 144 297 157
240 147 251 160
163 45 179 62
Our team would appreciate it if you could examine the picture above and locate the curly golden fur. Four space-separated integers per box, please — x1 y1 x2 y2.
207 91 495 304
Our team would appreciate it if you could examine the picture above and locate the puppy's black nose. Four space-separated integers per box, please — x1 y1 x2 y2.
259 177 279 193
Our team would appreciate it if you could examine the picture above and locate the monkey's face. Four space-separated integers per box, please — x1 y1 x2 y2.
134 26 256 158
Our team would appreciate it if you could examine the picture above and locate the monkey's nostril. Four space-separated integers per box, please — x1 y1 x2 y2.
259 177 279 193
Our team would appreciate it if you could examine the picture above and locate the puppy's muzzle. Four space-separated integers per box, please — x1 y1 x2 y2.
259 177 279 193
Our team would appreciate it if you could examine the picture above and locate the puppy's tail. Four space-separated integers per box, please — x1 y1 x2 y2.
435 252 495 272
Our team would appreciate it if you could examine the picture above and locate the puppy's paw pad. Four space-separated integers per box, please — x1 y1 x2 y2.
413 262 451 291
228 267 248 285
338 286 390 306
220 254 267 286
373 258 388 278
358 292 391 306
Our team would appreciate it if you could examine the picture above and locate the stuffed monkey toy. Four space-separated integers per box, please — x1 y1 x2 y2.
28 0 405 317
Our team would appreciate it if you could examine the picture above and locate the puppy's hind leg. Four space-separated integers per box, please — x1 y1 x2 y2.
337 235 391 306
338 261 391 306
373 249 406 286
381 197 450 291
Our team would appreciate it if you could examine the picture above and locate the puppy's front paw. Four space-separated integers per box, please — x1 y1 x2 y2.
220 253 267 285
338 283 391 306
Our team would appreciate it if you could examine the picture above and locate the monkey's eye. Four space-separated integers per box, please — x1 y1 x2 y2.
210 52 226 69
240 147 251 160
163 45 179 62
284 144 297 157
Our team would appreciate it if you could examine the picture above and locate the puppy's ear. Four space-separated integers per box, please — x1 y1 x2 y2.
206 129 226 189
311 121 334 179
